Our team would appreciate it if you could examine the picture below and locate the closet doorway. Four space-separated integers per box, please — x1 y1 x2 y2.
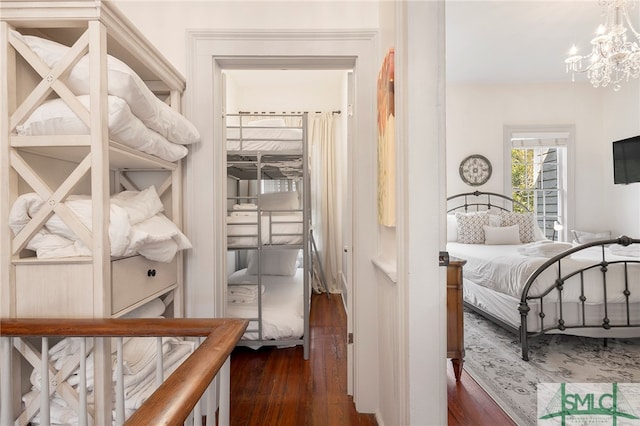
186 30 379 411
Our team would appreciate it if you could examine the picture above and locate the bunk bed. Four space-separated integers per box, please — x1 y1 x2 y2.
446 191 640 360
1 1 200 423
225 114 312 359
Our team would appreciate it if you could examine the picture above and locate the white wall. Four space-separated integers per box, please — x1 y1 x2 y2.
602 80 640 237
114 1 379 76
446 81 639 236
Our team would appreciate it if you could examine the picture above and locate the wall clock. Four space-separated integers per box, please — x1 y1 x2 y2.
459 154 492 186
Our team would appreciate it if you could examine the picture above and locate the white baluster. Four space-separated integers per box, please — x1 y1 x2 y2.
40 337 50 425
116 337 125 425
79 338 88 426
1 337 13 426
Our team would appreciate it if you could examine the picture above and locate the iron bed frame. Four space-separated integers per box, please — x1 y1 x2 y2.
447 191 640 360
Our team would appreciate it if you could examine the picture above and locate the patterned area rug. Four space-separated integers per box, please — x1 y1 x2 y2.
463 308 640 425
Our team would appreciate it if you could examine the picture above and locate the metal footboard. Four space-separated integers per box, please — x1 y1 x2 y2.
518 236 640 360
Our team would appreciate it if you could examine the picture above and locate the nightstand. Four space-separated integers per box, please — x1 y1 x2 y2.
447 258 466 381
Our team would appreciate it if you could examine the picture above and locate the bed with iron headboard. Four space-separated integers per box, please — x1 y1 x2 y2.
446 191 640 360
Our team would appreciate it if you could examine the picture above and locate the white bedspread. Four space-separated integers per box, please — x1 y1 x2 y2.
226 268 305 341
447 242 640 303
9 187 191 262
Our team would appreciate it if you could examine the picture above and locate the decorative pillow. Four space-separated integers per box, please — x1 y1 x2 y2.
246 249 299 276
483 225 521 245
12 31 200 145
260 191 300 211
455 212 489 244
571 230 611 244
499 211 537 243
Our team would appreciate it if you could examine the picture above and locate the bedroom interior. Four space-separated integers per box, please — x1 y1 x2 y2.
1 1 639 425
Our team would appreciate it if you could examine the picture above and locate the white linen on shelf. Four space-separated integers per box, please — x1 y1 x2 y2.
11 30 200 146
8 187 191 262
16 95 188 162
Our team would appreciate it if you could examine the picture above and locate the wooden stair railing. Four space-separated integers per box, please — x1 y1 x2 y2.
0 317 248 425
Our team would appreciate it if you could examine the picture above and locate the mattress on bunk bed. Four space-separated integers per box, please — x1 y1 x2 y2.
226 267 304 341
226 116 303 152
8 186 191 262
227 212 304 246
447 241 640 303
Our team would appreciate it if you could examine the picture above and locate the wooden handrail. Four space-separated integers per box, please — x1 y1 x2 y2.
1 317 248 425
0 317 246 337
124 321 247 425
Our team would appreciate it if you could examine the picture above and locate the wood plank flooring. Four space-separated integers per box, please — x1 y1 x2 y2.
230 294 515 426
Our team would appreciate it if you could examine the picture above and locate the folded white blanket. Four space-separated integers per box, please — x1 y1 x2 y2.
233 203 258 210
227 284 267 304
517 241 573 257
610 244 640 258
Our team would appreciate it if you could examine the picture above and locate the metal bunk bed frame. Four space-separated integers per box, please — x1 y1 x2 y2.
225 113 316 359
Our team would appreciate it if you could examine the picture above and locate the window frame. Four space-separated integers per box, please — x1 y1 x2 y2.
503 125 576 242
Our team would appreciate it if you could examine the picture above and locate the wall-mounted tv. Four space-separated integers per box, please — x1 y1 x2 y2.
613 135 640 184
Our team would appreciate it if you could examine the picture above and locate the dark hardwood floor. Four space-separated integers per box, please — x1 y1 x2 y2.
230 294 515 426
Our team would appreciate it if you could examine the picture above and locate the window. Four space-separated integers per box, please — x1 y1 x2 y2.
506 128 573 241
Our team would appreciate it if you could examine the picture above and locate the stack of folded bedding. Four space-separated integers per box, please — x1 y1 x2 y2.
10 30 201 161
228 284 265 304
8 186 191 262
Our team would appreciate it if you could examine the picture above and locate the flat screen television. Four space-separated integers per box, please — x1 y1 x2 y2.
613 135 640 184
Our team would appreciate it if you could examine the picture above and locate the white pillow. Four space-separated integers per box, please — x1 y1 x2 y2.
447 214 458 242
17 95 188 162
13 31 200 145
455 212 489 244
260 191 300 211
112 186 165 225
246 249 299 276
483 225 521 245
572 230 611 244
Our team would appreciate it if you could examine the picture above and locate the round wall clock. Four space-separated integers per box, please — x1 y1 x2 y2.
459 154 492 186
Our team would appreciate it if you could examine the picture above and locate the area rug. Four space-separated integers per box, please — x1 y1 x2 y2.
463 308 640 425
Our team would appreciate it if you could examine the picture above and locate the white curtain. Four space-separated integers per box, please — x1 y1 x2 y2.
308 113 340 293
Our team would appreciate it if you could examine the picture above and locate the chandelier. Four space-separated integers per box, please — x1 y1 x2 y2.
565 0 640 91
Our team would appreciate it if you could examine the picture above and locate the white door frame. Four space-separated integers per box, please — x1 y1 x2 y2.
185 29 380 413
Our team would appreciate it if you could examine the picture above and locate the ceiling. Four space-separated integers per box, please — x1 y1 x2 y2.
227 1 639 87
446 0 639 84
